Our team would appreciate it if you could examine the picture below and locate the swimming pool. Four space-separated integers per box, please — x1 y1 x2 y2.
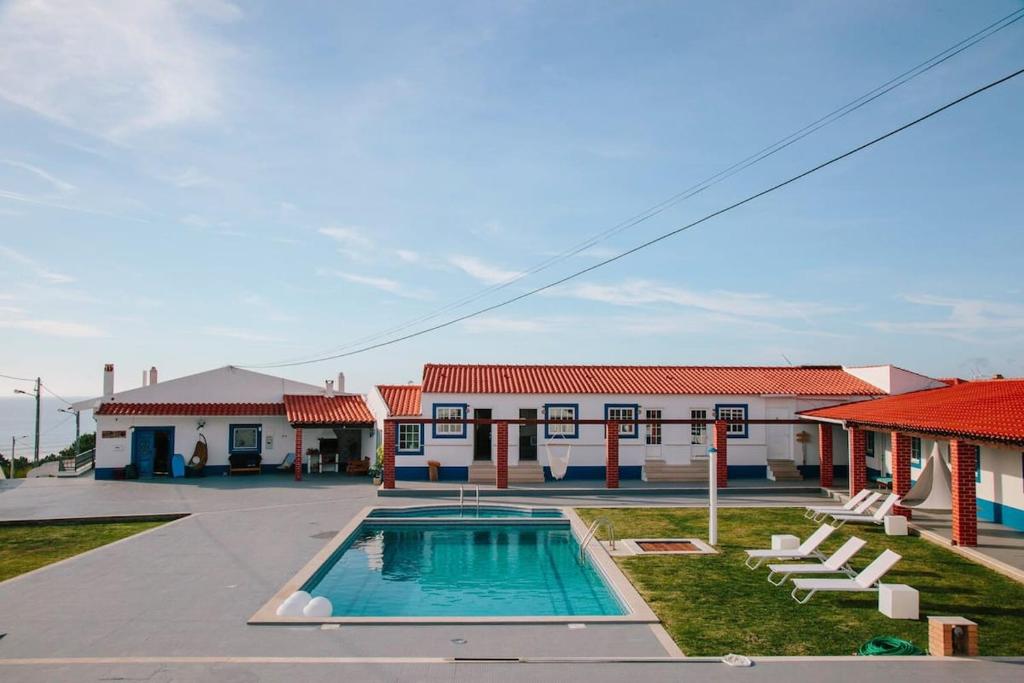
368 504 563 519
302 522 624 617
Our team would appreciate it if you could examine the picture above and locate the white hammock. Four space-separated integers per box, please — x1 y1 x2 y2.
545 434 573 480
902 442 953 511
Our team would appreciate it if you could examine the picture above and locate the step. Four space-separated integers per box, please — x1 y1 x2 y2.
643 460 711 482
767 459 804 481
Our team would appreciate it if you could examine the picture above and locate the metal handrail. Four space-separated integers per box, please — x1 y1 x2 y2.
579 516 616 561
475 485 480 515
459 485 465 516
58 448 95 472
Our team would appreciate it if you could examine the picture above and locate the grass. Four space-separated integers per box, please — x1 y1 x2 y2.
0 520 167 582
577 506 1024 656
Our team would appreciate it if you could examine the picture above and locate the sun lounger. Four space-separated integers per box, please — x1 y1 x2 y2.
830 493 900 527
790 549 902 604
743 524 835 570
276 452 295 471
804 489 873 520
766 536 867 586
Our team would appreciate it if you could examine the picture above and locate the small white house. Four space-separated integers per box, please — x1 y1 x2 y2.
371 363 944 482
73 364 375 478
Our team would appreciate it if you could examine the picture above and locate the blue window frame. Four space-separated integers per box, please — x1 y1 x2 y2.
865 431 876 459
397 423 424 455
432 403 467 439
544 403 579 439
975 447 981 483
604 403 639 439
714 404 749 439
229 424 262 455
910 437 922 468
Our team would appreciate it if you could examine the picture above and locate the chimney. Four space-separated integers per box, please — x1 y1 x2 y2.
149 366 158 385
325 379 335 396
337 372 346 394
142 371 147 387
103 364 115 396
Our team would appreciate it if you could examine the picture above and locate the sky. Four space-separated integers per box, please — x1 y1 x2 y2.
1 0 1023 436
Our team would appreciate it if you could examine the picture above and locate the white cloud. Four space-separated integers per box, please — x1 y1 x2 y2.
317 268 427 300
0 245 74 284
0 316 105 338
0 159 76 193
201 326 286 343
165 166 217 189
396 249 421 263
0 0 240 140
871 295 1024 343
449 255 523 285
319 226 374 249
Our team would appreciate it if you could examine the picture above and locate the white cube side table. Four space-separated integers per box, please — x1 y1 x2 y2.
884 515 909 536
879 583 919 619
771 534 800 550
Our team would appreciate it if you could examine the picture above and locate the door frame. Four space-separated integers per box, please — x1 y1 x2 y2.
473 409 492 461
131 426 175 477
519 408 538 461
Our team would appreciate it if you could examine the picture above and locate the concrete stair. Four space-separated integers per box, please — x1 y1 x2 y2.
767 458 804 481
643 459 710 482
467 461 546 484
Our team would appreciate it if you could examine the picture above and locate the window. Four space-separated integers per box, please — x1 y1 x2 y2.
432 403 467 438
605 404 639 438
544 404 578 439
691 408 708 444
715 404 749 438
229 424 261 454
645 408 662 445
865 432 876 459
911 437 922 468
397 423 423 454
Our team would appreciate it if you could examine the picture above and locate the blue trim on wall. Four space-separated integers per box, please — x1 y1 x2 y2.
714 403 749 439
431 403 468 439
727 465 765 479
604 403 640 439
396 422 424 455
228 423 262 455
542 465 643 481
978 498 1024 532
396 466 469 482
543 403 579 439
796 464 850 479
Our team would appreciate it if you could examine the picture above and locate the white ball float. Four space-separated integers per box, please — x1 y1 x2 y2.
302 596 333 618
276 590 311 617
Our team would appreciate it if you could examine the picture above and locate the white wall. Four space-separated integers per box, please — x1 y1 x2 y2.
977 445 1024 513
843 365 945 395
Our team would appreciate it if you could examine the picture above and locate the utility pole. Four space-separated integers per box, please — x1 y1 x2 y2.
8 436 13 479
33 377 40 462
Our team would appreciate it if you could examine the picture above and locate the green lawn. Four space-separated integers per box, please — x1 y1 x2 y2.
0 521 167 582
577 507 1024 656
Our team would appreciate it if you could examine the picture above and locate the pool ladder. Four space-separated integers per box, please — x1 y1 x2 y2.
458 485 480 517
580 516 616 562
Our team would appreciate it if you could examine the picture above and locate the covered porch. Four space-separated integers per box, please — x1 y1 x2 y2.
284 394 376 479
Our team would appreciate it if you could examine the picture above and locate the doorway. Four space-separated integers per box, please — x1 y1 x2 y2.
474 409 492 461
132 427 174 477
519 408 537 461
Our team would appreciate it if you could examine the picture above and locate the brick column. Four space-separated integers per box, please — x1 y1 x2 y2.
848 426 867 497
294 428 303 481
606 421 619 488
950 440 977 547
382 420 396 490
891 432 912 519
712 420 728 488
818 423 833 488
496 420 509 489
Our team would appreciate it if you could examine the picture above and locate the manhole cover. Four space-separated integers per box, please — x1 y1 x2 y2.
310 531 338 539
637 541 699 552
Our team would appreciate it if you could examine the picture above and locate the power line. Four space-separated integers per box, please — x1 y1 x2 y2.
245 7 1024 369
0 372 34 383
250 65 1024 368
40 382 73 406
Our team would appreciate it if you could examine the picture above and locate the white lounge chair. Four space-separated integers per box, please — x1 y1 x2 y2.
766 536 867 586
830 493 900 527
743 524 835 570
790 549 902 604
275 452 296 471
804 489 873 521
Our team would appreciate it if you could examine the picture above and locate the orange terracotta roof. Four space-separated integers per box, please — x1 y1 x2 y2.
283 394 374 425
421 364 881 396
95 402 285 416
799 379 1024 445
376 385 422 416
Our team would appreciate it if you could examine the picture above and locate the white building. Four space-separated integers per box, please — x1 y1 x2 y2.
373 363 944 483
73 364 375 478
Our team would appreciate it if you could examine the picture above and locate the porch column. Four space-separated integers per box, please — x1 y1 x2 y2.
891 432 912 519
848 426 867 496
818 423 833 488
950 440 978 547
496 420 509 489
606 421 620 489
382 419 396 490
294 428 303 481
712 420 728 488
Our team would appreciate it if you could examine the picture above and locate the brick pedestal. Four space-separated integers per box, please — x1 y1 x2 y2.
712 420 728 488
891 432 912 519
294 428 303 481
950 440 977 546
928 616 978 656
606 422 619 489
848 427 867 497
818 424 833 488
382 420 396 490
496 420 509 489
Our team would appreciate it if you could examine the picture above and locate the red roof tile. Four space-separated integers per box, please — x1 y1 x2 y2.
377 385 422 416
95 402 285 416
799 379 1024 445
421 364 881 396
283 394 374 425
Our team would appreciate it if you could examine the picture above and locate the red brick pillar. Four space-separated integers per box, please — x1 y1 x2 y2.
606 421 620 488
950 440 978 547
848 426 867 497
294 428 303 481
496 420 509 489
818 423 833 488
712 420 728 488
382 420 396 490
891 432 912 519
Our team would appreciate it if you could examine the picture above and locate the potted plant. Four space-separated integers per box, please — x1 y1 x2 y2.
370 444 384 485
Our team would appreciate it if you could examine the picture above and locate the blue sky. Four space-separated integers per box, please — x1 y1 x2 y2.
1 0 1023 406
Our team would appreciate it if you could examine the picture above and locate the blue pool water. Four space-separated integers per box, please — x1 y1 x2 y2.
368 505 562 519
304 523 625 617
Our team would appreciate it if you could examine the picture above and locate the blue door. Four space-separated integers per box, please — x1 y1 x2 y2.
132 427 174 478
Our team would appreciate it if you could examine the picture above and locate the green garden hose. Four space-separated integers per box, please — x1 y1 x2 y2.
858 636 925 656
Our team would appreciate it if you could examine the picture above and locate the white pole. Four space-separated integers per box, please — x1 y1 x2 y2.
708 445 718 546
